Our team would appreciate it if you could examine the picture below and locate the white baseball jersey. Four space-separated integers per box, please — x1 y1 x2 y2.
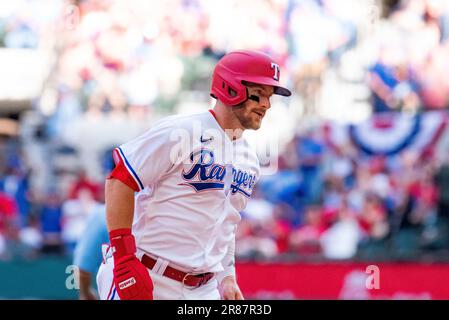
113 110 260 274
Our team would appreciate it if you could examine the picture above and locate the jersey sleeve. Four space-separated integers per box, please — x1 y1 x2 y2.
112 120 181 191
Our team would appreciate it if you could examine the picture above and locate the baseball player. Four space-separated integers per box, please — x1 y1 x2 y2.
96 50 291 300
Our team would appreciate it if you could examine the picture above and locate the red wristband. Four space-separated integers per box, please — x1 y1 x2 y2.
109 228 136 259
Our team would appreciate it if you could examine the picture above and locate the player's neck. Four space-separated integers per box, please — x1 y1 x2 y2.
210 107 244 140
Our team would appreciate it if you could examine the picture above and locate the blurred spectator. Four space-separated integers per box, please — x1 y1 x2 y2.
435 155 449 246
367 0 449 112
358 193 390 240
0 147 30 228
407 165 439 226
236 219 279 259
0 191 19 259
4 20 38 48
320 202 361 260
18 214 43 259
436 156 449 219
416 46 449 109
367 56 420 112
296 130 325 205
236 192 279 259
68 170 101 202
289 205 325 256
40 191 63 254
61 187 100 254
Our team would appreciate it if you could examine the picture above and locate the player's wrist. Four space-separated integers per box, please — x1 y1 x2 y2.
109 228 136 259
220 275 236 286
79 287 98 300
216 266 236 284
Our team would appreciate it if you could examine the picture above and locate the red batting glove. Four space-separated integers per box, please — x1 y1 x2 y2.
109 228 153 300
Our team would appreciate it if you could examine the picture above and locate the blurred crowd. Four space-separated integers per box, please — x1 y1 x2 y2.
367 0 449 112
2 0 449 115
0 137 106 259
238 127 449 261
0 0 368 123
1 0 449 262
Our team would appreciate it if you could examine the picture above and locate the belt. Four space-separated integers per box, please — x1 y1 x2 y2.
141 254 215 288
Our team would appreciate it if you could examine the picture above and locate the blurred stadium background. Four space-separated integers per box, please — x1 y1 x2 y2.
1 0 449 299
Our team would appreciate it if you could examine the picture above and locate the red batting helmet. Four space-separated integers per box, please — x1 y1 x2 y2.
210 50 291 106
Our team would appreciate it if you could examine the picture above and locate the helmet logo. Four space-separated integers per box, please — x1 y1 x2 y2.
271 62 280 81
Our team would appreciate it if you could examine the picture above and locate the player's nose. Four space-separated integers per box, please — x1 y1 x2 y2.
259 97 271 110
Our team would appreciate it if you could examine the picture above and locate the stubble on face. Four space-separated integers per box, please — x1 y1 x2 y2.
231 101 262 130
228 82 274 130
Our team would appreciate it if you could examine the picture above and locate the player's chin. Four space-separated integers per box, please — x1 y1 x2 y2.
253 117 264 129
247 114 263 130
241 113 263 130
245 121 262 130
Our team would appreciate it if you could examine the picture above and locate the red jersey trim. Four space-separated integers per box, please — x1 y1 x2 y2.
107 148 141 192
208 109 218 121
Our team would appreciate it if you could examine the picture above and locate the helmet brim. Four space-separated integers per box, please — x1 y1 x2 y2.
274 86 292 97
241 77 291 97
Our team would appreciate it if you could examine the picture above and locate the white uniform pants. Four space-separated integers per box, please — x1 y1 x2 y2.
96 252 221 300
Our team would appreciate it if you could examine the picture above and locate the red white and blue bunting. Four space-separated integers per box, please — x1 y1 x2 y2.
324 111 448 157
